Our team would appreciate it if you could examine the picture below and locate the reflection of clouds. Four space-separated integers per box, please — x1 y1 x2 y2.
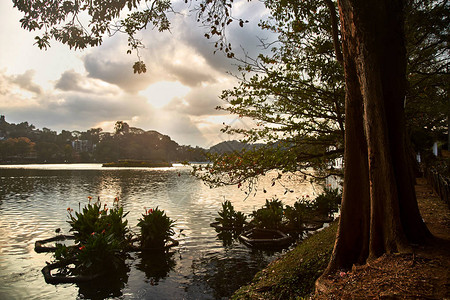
96 174 123 201
1 165 319 299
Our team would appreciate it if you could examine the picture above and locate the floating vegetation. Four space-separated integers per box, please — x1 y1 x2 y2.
34 196 178 284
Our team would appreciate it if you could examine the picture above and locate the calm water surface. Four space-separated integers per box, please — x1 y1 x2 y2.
0 164 317 300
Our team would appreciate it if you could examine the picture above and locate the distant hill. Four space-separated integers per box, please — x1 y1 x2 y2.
209 140 264 154
0 115 270 164
0 115 207 163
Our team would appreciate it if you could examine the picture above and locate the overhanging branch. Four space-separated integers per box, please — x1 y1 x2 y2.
324 0 343 64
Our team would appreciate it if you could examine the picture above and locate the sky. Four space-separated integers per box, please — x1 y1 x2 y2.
0 0 270 148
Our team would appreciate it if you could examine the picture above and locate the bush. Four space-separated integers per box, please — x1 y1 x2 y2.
59 197 131 275
215 200 247 230
313 187 341 218
250 198 284 229
137 207 175 249
284 198 316 231
67 197 130 246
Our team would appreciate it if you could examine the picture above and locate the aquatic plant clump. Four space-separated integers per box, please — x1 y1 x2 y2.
250 198 284 229
215 200 247 230
51 197 132 275
313 187 341 217
241 187 342 237
137 207 175 249
67 197 131 246
35 196 179 284
284 198 316 231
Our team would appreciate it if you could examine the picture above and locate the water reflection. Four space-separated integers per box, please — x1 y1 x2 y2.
189 248 271 299
136 250 176 285
0 165 316 299
216 230 238 247
77 259 130 300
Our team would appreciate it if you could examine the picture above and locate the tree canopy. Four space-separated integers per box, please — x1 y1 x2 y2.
193 0 346 189
195 0 448 190
405 0 449 152
0 116 205 163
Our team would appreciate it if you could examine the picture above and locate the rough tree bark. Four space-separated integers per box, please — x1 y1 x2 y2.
319 0 431 276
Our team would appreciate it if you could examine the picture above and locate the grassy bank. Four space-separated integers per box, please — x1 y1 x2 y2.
232 221 338 299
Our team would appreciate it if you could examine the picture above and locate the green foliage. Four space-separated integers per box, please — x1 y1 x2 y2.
0 137 35 159
250 199 284 229
0 115 207 163
216 230 238 247
53 197 131 275
75 231 125 275
284 197 316 231
13 0 173 72
137 207 175 249
193 145 305 187
246 188 341 232
54 243 71 262
314 187 341 217
215 200 247 230
196 0 346 188
405 0 449 151
67 198 130 247
52 199 179 276
232 222 338 299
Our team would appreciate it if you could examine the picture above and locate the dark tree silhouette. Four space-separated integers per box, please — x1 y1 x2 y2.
319 0 431 279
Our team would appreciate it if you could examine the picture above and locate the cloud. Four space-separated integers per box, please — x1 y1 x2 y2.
0 1 272 147
0 92 152 131
0 68 211 146
120 109 208 147
87 42 220 89
165 62 216 87
79 8 238 92
165 84 228 116
55 70 83 91
167 2 272 73
83 54 155 93
55 70 121 95
5 70 43 95
0 68 151 130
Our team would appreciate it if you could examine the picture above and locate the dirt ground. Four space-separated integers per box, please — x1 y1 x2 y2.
315 177 450 299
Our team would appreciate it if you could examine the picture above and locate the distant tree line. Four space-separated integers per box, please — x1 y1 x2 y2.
0 116 206 163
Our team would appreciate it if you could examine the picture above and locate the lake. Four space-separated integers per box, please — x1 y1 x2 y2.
0 164 319 299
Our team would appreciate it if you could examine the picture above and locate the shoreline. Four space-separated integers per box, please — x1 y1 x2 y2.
233 177 450 299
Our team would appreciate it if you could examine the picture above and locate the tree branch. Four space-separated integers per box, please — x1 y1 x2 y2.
324 0 343 64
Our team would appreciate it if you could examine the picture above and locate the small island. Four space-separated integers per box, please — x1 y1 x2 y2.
102 160 172 168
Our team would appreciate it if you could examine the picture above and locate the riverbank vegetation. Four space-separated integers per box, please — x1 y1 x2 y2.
233 221 338 299
0 117 206 163
214 187 340 234
233 178 450 299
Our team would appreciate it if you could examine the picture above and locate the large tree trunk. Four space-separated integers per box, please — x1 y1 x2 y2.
321 0 431 275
